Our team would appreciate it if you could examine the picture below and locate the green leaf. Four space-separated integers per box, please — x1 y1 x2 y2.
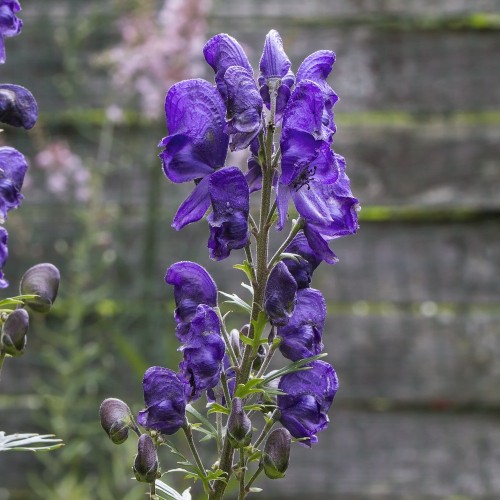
219 291 252 314
233 260 255 283
261 353 327 385
155 480 191 500
0 432 64 452
240 282 254 296
234 378 265 399
251 311 268 346
186 404 217 437
0 294 39 309
278 252 305 263
207 403 230 416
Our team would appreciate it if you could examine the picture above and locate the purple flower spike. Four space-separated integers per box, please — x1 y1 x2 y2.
277 288 326 361
264 261 297 327
159 78 229 229
207 166 250 261
0 146 28 222
0 0 22 64
178 305 225 401
137 366 187 436
282 231 323 289
203 33 253 102
0 84 38 129
224 66 263 151
277 360 338 446
0 226 8 288
165 261 218 340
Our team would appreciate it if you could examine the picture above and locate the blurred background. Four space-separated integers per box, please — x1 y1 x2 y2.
1 0 499 498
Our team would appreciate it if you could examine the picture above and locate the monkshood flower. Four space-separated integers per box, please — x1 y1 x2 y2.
207 166 249 261
133 434 159 484
99 398 139 445
178 304 225 401
264 261 297 327
165 261 217 341
137 366 187 435
277 360 338 446
159 78 229 230
277 288 326 362
262 428 291 479
0 0 22 64
0 226 7 288
259 29 295 121
245 138 263 193
0 146 28 222
282 231 323 289
0 84 38 129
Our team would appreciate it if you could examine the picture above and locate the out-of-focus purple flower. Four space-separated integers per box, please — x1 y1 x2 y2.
203 33 253 102
0 227 8 288
296 50 338 133
258 30 294 121
264 261 297 327
282 231 323 289
0 84 37 129
207 166 249 261
277 288 325 361
0 146 28 222
223 65 263 151
0 0 22 64
178 304 225 401
137 366 187 435
165 261 218 341
159 78 229 229
277 360 338 446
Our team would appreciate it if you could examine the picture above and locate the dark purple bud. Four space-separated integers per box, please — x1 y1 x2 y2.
229 328 241 359
0 84 37 129
262 427 291 479
0 308 28 356
252 344 265 371
19 263 60 313
99 398 137 445
264 261 297 327
0 146 28 222
137 366 187 436
207 166 249 261
227 397 252 448
0 226 8 288
133 434 159 483
0 0 22 64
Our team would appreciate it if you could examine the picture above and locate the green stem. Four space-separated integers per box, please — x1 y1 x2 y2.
215 307 239 370
0 351 5 383
268 217 305 270
252 414 277 450
244 464 264 493
244 244 257 286
182 422 212 495
150 481 157 499
220 370 233 411
238 449 247 500
255 337 280 379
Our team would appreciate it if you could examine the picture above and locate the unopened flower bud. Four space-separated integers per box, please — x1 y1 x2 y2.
133 434 159 483
229 328 241 359
99 398 137 445
0 308 29 356
227 397 252 448
262 427 291 479
20 263 60 313
0 84 38 130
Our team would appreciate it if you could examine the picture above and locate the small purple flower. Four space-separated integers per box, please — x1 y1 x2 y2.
282 231 323 289
137 366 187 436
0 227 8 288
207 166 249 261
178 305 225 402
0 84 38 129
159 78 229 229
165 261 218 341
277 360 338 446
264 261 297 327
0 0 22 64
0 146 28 222
277 288 326 361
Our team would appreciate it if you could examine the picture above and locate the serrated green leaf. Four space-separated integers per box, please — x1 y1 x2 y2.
261 353 327 385
234 378 265 399
207 403 230 416
251 311 268 344
219 291 252 314
233 260 254 283
0 432 64 452
186 404 217 436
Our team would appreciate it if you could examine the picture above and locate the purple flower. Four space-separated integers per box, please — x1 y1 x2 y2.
165 261 218 341
137 366 187 435
258 30 295 121
277 288 326 361
0 146 27 222
178 305 225 402
0 84 38 129
282 231 323 289
264 261 297 327
0 227 8 288
245 138 263 193
0 0 22 64
207 166 249 261
277 360 338 446
159 78 229 229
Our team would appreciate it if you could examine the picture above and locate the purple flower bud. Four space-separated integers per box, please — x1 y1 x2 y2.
0 227 8 288
133 434 159 483
99 397 137 445
137 366 187 436
0 0 22 64
264 261 297 327
229 328 241 360
277 360 338 446
227 397 252 448
0 146 28 222
262 427 291 479
0 84 37 129
19 263 60 313
0 307 28 356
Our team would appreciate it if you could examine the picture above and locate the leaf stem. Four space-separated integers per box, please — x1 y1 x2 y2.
238 449 247 500
182 422 212 494
244 464 264 493
268 217 305 270
214 307 239 370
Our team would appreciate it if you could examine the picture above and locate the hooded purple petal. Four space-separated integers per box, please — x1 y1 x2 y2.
0 226 8 288
224 66 263 151
0 0 22 64
264 261 297 326
207 166 249 261
0 84 38 129
277 288 325 361
137 366 187 435
0 146 27 222
277 360 338 446
259 30 291 82
172 175 211 230
178 305 225 401
203 33 253 101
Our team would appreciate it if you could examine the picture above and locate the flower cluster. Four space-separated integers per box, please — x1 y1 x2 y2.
101 29 359 499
